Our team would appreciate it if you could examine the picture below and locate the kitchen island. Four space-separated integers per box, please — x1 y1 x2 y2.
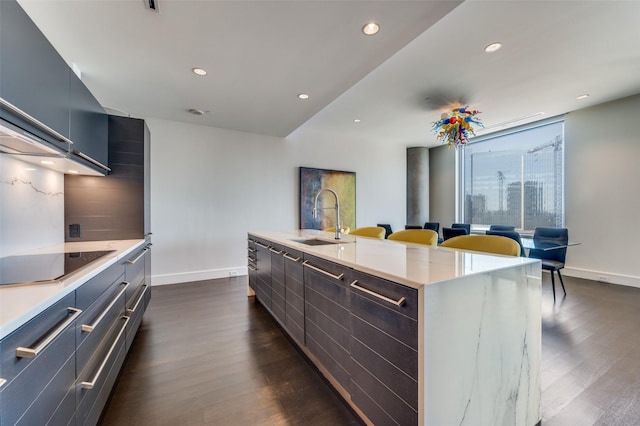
248 230 541 426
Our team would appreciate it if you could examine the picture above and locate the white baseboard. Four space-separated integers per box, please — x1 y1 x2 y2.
151 266 248 286
564 267 640 289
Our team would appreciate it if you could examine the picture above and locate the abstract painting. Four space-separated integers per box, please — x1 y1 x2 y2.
299 167 355 230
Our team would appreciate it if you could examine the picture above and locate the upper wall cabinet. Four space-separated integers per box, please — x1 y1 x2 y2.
0 0 70 150
69 73 108 170
0 0 109 173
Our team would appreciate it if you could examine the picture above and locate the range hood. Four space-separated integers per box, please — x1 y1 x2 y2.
0 98 107 176
0 117 68 156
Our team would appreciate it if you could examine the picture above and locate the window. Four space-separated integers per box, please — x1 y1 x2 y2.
460 120 564 233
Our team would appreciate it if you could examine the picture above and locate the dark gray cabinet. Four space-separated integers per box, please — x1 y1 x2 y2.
0 292 78 426
69 72 109 170
124 245 151 352
303 254 351 393
348 269 419 426
246 234 423 425
0 0 70 149
270 244 286 326
0 246 149 426
65 116 151 241
0 0 110 174
283 247 304 345
247 239 258 291
254 239 272 310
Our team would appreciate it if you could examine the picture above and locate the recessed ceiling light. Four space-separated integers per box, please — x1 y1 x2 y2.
484 42 502 53
362 22 380 36
40 160 54 165
576 94 590 100
68 170 79 174
192 67 207 76
353 119 361 123
24 168 36 171
297 93 309 100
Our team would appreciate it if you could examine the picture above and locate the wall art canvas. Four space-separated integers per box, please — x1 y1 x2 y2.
299 167 356 231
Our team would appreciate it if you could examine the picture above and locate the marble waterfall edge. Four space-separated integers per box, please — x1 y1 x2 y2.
421 262 541 425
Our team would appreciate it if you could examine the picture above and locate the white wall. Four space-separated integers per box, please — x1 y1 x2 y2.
147 118 406 285
0 156 64 257
563 94 640 286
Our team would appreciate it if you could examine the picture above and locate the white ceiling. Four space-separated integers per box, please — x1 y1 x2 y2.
18 0 640 148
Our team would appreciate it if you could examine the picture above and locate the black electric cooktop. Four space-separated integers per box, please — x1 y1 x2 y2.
0 250 115 286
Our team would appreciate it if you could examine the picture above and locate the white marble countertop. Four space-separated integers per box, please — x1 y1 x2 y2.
250 230 539 289
0 239 145 339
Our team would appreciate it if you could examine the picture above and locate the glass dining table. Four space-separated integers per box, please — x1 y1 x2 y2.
520 237 581 252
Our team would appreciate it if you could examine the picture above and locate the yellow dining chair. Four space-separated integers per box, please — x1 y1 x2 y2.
388 229 438 246
440 234 520 256
323 226 350 234
349 226 386 239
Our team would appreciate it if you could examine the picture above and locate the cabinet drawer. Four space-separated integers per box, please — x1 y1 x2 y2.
0 293 77 425
350 361 418 426
76 315 128 426
349 271 418 351
303 254 350 392
3 352 75 426
0 292 76 383
125 246 148 304
76 280 127 374
247 238 258 291
126 283 150 351
76 261 126 311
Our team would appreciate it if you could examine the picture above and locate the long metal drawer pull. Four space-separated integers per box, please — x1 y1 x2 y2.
16 307 83 358
126 284 149 314
247 247 257 253
248 265 257 271
126 248 149 265
269 247 283 255
82 282 129 333
81 316 130 390
247 256 257 263
350 280 406 307
255 241 269 249
283 253 301 262
302 260 344 280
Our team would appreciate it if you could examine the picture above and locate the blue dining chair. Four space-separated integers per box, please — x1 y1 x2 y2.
528 227 569 300
489 224 516 232
451 223 471 234
442 227 468 241
486 230 525 256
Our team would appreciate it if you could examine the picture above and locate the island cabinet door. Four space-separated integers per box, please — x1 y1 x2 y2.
303 254 351 393
283 247 304 345
348 270 419 426
269 243 286 326
254 238 272 310
247 238 258 291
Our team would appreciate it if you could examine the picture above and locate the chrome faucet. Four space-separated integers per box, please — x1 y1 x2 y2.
312 188 341 240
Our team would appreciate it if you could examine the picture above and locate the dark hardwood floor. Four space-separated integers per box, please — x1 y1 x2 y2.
100 274 640 425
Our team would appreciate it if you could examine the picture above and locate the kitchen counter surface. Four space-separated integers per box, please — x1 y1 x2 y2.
249 229 538 289
0 239 145 339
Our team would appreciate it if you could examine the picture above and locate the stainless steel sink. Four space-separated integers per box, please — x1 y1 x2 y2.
291 238 344 246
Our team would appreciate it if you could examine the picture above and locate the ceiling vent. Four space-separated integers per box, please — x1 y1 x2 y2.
144 0 159 12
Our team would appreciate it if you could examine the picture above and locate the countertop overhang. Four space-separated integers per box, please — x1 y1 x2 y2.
250 230 539 289
0 239 145 339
